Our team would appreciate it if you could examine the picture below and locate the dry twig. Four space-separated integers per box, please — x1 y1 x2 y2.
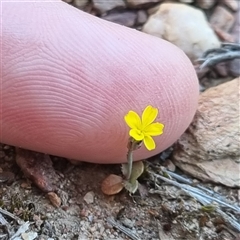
197 43 240 69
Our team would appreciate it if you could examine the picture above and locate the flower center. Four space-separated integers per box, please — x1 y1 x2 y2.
136 129 142 135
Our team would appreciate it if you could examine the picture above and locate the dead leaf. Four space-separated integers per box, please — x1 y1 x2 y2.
101 174 123 195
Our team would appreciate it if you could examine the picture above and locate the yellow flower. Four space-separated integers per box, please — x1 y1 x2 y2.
124 105 164 151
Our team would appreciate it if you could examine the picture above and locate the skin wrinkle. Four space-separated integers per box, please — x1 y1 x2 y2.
156 65 193 142
3 6 91 80
1 0 199 163
4 97 108 132
4 71 120 128
3 73 124 141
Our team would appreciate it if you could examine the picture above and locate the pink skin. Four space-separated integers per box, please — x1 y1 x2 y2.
1 1 199 163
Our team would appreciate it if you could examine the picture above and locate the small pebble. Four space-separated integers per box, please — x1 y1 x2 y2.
21 232 38 240
83 191 95 204
121 218 135 228
88 215 94 222
47 192 61 208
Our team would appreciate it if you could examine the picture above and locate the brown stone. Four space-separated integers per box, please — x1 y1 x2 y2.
173 78 240 187
213 62 228 77
47 192 61 208
196 0 216 9
213 26 235 42
210 6 235 32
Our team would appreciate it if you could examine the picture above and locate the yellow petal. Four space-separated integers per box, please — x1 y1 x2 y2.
144 122 164 136
124 111 142 129
143 135 156 150
142 105 158 128
129 129 144 141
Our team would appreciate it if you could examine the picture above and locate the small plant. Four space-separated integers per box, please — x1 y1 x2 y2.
101 105 164 195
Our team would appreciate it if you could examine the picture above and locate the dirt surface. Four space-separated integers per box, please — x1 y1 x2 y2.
0 144 239 240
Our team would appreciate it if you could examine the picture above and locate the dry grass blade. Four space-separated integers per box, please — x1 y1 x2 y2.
147 169 240 233
0 207 22 223
0 213 8 225
9 221 30 240
107 217 140 240
196 43 240 69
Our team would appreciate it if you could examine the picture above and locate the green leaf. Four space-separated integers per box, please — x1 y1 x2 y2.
121 161 144 193
123 179 139 194
121 161 144 180
129 161 144 182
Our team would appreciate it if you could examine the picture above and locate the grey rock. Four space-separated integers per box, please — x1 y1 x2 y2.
137 10 148 25
228 59 240 77
229 6 240 77
102 11 137 27
92 0 126 14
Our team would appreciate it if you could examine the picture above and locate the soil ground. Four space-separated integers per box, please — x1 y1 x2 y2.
0 144 239 240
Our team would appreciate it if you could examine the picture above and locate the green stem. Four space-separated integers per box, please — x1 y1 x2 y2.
126 148 133 180
126 140 139 180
